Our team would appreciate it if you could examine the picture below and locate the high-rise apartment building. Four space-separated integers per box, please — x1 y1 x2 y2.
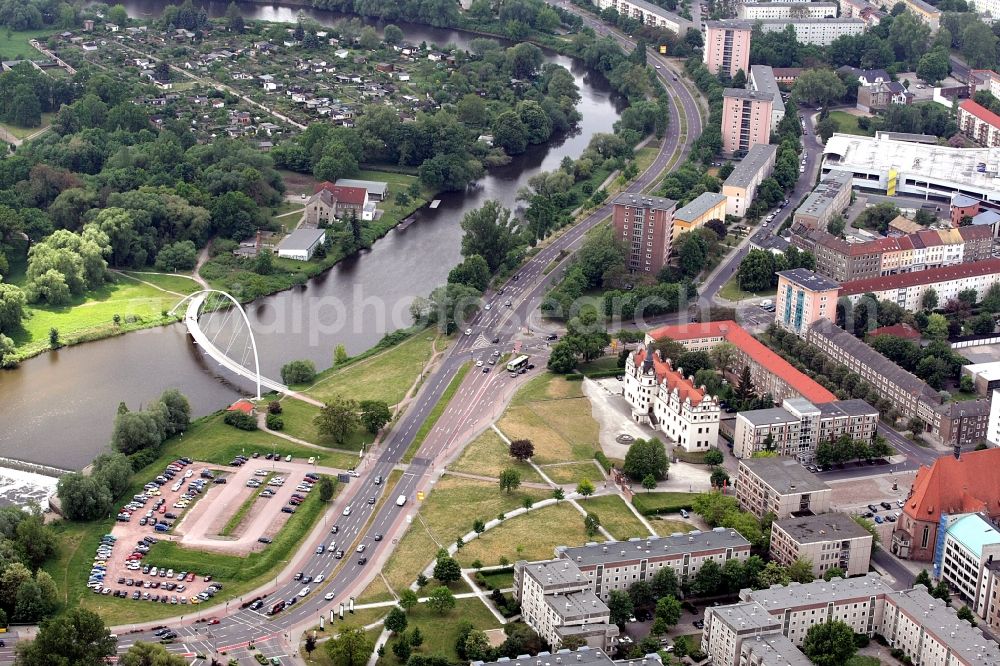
704 20 752 78
611 193 676 274
722 89 773 157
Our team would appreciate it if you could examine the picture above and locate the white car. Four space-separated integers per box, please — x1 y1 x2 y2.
308 456 316 464
484 304 491 310
315 574 325 584
655 64 661 69
299 587 310 597
343 506 352 516
325 592 335 600
465 328 472 335
476 360 484 367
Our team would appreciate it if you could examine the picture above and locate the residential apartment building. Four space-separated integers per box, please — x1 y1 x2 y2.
596 0 690 32
513 559 618 651
611 193 676 274
959 99 1000 148
792 225 993 282
892 448 1000 562
839 0 886 25
805 319 942 423
928 400 991 449
672 192 727 241
555 529 752 599
704 20 752 78
735 457 832 520
645 321 836 406
738 635 812 666
971 69 1000 99
792 171 853 231
938 513 1000 612
749 65 785 131
706 575 1000 666
775 269 840 337
755 18 866 45
622 346 721 452
723 144 778 217
722 88 773 157
739 2 837 19
770 512 873 578
839 258 1000 313
472 648 663 666
901 0 942 30
732 397 878 460
881 587 1000 665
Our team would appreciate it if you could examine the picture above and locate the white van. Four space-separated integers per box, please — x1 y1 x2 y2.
396 495 407 507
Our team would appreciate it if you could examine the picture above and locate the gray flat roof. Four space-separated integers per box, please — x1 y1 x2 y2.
557 529 750 567
739 458 830 495
334 178 389 194
750 65 785 117
277 228 325 252
545 590 609 619
709 602 782 632
725 144 778 188
794 171 853 221
471 647 623 666
773 511 873 544
744 572 891 609
742 634 812 666
886 588 1000 664
519 559 586 587
904 0 941 14
743 1 837 5
673 192 727 223
816 399 878 418
707 19 753 29
777 268 840 292
613 193 676 211
739 406 799 426
724 88 774 103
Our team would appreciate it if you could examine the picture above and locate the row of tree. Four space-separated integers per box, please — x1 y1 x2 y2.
737 247 816 294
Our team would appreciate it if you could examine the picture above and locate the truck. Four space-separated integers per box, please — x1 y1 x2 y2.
396 495 407 507
269 600 286 615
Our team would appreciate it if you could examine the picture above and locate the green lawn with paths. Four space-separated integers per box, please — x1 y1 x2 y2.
579 494 651 540
278 399 375 453
448 429 545 484
379 598 503 665
121 271 202 295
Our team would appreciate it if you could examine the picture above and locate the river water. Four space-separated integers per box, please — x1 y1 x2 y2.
0 0 623 470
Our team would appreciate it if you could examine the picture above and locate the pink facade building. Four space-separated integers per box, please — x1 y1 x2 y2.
722 88 773 157
775 269 840 337
612 193 676 275
704 20 751 78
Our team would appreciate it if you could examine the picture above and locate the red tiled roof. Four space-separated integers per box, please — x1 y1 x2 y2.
839 258 1000 297
315 182 368 205
960 99 1000 131
227 399 254 414
868 323 920 340
646 321 836 404
905 448 1000 524
634 346 706 406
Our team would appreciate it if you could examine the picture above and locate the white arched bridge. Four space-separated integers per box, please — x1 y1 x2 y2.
171 289 287 400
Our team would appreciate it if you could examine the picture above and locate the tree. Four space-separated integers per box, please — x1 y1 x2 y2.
0 334 13 367
916 47 950 85
334 344 349 366
360 401 392 435
57 473 112 521
932 580 950 602
326 626 375 666
157 389 190 436
793 69 846 108
710 468 730 488
915 569 933 591
827 215 846 237
108 4 129 26
576 479 595 496
224 1 244 33
737 250 776 293
49 327 60 348
15 608 116 666
787 558 815 584
433 555 461 584
92 452 133 500
281 359 316 385
547 342 578 374
427 586 456 614
305 635 317 656
385 606 408 634
925 313 949 340
801 620 857 666
957 604 977 625
492 111 529 155
315 396 360 444
384 24 404 45
651 566 678 599
704 449 724 466
462 630 491 661
447 255 491 292
692 559 723 597
584 511 601 537
816 116 838 142
119 642 188 666
654 595 681 629
922 287 939 310
111 411 164 456
822 567 845 581
641 474 657 492
0 283 25 336
499 468 521 494
961 22 999 68
318 477 335 502
607 590 634 626
399 589 418 611
509 439 534 461
623 438 668 481
460 200 518 273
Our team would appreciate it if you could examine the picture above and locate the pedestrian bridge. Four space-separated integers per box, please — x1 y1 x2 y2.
171 290 288 400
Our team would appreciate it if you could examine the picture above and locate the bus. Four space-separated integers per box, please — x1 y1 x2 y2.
506 355 530 373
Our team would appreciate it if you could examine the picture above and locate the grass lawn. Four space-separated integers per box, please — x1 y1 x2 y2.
305 330 438 406
579 495 651 540
356 576 397 604
278 399 375 452
121 271 201 295
0 29 55 60
448 429 545 484
44 412 347 625
475 569 514 590
631 492 700 516
827 110 875 137
539 461 603 485
380 520 443 593
634 145 659 176
718 274 777 302
9 278 186 361
457 502 598 567
0 111 55 140
577 356 621 374
379 598 502 665
498 373 599 465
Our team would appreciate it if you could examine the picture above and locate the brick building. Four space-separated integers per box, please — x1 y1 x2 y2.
611 193 676 274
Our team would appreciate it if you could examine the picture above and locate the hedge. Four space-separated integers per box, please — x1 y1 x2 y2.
632 492 700 516
594 451 613 473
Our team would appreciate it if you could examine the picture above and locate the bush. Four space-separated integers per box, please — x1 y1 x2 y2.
266 414 284 431
127 448 160 472
594 451 613 472
280 359 316 385
224 411 258 431
267 400 282 414
632 492 697 516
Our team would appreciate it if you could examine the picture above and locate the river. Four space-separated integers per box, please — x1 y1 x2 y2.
0 0 624 470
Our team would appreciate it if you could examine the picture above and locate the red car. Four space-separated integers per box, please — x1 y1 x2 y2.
207 617 220 625
186 573 195 582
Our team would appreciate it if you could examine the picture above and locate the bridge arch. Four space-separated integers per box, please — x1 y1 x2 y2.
171 289 268 400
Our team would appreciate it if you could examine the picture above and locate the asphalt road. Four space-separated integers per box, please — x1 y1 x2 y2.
109 14 704 662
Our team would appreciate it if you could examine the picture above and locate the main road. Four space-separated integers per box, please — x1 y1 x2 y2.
111 13 704 662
